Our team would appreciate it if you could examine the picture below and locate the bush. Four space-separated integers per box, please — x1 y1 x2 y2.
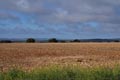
26 38 36 43
48 38 58 42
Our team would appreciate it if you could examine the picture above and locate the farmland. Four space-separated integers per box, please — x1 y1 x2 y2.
1 43 120 80
0 43 120 70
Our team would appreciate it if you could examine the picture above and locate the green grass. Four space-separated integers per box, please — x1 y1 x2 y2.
1 65 120 80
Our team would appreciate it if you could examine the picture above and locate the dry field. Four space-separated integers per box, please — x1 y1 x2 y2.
0 43 120 70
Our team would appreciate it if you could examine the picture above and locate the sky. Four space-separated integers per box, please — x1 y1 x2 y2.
0 0 120 39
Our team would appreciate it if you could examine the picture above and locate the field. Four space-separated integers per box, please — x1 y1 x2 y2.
0 43 120 70
1 43 120 80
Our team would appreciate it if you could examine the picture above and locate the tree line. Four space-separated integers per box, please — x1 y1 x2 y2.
0 38 61 43
0 38 120 43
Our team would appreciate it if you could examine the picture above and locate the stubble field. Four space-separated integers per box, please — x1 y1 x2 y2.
0 43 120 70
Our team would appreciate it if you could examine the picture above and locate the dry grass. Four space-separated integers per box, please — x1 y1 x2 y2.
0 43 120 70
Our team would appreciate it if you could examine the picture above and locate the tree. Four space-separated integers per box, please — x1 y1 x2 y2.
60 40 66 43
73 39 80 42
48 38 58 42
114 40 120 42
26 38 36 43
0 40 12 43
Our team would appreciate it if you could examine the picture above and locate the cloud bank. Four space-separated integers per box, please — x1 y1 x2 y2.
0 0 120 39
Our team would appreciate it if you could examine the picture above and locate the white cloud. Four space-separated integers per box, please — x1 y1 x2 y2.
16 0 29 11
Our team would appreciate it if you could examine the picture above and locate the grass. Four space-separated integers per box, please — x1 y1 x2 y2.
1 65 120 80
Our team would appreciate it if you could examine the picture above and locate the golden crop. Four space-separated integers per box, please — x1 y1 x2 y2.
0 43 120 70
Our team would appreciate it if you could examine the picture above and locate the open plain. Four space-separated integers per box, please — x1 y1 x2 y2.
0 43 120 70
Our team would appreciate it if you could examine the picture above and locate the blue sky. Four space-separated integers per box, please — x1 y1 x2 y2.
0 0 120 39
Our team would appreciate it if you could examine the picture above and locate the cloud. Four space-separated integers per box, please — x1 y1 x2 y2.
0 0 120 38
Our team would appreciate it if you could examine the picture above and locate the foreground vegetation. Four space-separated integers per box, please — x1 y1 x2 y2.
1 65 120 80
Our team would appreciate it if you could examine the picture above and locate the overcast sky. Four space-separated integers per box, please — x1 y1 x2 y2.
0 0 120 39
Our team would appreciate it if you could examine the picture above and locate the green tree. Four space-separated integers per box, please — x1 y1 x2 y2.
26 38 36 43
73 39 80 42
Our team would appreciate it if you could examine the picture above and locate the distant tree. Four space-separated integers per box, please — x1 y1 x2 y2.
26 38 36 43
73 39 80 42
60 40 66 43
48 38 58 42
0 40 12 43
114 40 120 42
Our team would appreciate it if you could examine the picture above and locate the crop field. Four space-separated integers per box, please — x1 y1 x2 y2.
0 43 120 70
0 43 120 80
